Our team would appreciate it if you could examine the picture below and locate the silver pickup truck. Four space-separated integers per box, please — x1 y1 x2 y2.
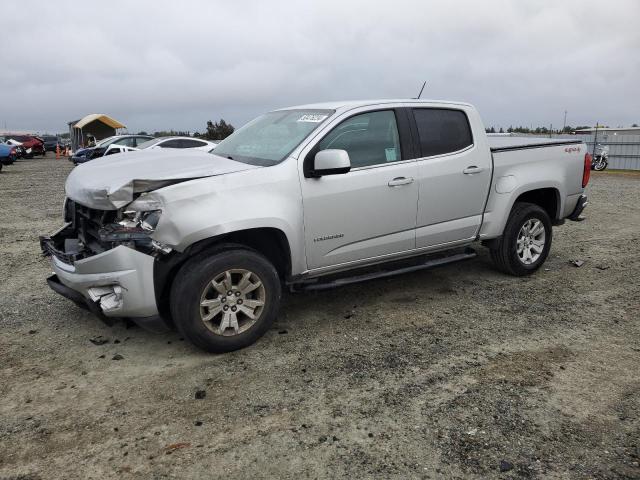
41 99 590 352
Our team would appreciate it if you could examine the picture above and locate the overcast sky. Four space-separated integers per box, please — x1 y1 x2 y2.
1 0 639 134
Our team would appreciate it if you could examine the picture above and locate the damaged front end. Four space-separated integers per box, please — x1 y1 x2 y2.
39 197 172 331
40 197 172 263
40 150 260 332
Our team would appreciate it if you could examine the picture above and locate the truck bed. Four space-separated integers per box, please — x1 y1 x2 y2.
488 135 582 152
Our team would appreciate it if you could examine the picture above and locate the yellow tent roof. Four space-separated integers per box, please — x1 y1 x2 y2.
73 114 125 130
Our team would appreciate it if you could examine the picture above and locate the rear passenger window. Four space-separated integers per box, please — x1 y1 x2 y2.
180 139 207 148
412 109 473 157
159 140 182 148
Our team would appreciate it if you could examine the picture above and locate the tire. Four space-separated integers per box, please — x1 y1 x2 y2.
170 247 281 353
489 202 552 276
594 159 607 171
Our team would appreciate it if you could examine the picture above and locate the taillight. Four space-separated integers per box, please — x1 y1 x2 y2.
582 153 591 188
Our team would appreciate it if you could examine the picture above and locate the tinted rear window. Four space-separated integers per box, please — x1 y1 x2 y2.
412 109 473 157
180 139 207 148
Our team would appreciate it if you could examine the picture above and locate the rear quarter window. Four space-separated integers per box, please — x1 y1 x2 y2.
180 139 208 148
412 108 473 157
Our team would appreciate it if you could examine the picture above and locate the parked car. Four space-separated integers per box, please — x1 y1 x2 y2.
71 135 154 164
136 136 218 151
41 99 590 353
41 135 65 152
5 135 45 158
0 142 17 165
1 138 27 158
97 144 139 158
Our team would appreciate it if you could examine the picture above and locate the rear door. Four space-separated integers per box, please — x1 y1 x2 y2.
299 108 419 270
411 108 492 248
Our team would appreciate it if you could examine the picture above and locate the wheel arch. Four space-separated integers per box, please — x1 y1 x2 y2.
513 187 561 223
153 227 292 323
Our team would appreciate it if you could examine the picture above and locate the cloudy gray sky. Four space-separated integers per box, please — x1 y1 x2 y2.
1 0 639 134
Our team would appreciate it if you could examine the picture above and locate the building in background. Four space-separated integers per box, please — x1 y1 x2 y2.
574 126 640 136
68 114 126 152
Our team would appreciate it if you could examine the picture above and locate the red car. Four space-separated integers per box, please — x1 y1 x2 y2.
8 135 46 157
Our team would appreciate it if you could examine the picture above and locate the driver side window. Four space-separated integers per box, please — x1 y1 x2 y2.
317 110 401 168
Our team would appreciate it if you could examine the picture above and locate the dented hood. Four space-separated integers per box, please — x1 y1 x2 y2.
65 149 258 210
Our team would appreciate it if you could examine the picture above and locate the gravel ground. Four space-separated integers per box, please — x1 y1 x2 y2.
1 155 639 479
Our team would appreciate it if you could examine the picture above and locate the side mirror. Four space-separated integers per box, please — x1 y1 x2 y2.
312 149 351 177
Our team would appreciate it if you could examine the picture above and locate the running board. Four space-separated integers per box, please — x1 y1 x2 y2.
292 249 477 292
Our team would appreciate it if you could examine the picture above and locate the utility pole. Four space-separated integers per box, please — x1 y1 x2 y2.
563 110 567 133
593 122 599 157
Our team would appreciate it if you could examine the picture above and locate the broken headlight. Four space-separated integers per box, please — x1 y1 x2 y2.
98 196 171 254
118 209 161 232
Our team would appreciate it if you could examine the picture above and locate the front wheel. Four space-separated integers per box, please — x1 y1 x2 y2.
489 202 552 276
170 247 281 353
593 158 607 171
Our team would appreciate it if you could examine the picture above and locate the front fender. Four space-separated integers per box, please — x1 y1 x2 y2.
150 160 307 275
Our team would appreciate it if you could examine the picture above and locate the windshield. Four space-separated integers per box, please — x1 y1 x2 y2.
212 109 334 166
136 138 164 149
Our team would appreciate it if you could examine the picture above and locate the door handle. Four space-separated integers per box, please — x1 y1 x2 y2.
388 176 415 187
463 166 485 175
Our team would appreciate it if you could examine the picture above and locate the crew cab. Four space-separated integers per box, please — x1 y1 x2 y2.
41 99 590 353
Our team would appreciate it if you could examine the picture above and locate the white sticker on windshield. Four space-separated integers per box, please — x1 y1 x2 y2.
297 114 328 123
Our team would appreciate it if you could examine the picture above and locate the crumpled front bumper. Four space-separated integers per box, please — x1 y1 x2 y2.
41 234 170 332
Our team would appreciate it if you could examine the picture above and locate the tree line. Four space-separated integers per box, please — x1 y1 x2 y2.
485 123 639 134
485 125 593 134
137 119 235 140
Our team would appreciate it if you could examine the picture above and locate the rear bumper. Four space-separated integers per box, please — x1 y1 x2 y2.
568 194 588 221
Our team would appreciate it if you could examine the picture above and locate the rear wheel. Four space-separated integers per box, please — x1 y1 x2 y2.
489 202 552 276
170 247 281 353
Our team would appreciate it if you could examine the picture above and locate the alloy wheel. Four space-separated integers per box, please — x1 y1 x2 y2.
516 218 546 265
199 269 266 336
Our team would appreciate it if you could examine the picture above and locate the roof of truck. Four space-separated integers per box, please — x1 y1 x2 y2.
277 99 473 112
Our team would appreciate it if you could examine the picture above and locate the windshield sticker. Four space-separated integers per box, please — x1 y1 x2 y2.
297 114 328 123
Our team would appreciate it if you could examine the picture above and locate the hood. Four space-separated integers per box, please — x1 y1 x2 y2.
65 149 259 210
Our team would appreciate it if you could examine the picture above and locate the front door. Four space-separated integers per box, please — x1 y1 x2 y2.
299 109 419 270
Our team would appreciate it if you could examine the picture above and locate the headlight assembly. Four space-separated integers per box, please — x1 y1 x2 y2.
97 195 171 255
118 194 164 232
118 209 162 232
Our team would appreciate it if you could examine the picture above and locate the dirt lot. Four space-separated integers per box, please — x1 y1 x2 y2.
0 155 638 479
